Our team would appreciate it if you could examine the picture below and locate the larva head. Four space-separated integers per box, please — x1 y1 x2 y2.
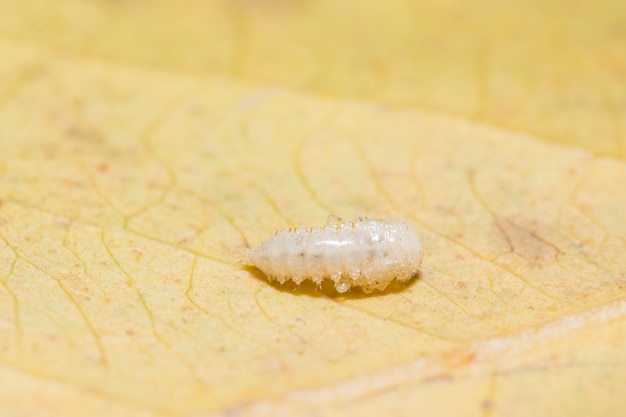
355 218 423 284
395 220 424 278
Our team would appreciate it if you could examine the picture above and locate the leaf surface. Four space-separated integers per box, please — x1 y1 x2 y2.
0 1 625 416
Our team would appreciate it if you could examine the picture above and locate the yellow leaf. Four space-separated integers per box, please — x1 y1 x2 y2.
0 1 625 416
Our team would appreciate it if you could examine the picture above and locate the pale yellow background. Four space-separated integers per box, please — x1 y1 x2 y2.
0 1 625 416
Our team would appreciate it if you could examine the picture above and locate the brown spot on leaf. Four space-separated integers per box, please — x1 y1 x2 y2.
495 217 560 267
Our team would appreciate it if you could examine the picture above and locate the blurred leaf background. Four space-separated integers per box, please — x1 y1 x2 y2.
0 1 625 416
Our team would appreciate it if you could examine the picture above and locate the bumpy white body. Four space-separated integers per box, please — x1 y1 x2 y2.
246 217 423 293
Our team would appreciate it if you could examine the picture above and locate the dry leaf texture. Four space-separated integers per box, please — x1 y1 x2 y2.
0 1 625 416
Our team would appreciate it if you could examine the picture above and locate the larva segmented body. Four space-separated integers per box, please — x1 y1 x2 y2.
246 216 423 293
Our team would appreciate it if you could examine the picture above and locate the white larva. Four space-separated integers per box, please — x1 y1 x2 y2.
246 216 423 293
